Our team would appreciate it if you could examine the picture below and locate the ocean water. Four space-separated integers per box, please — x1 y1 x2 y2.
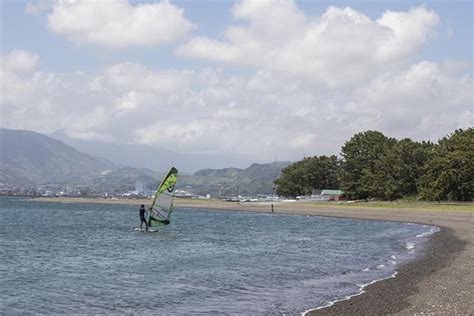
0 197 438 315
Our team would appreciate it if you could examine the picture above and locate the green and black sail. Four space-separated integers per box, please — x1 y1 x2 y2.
146 167 178 227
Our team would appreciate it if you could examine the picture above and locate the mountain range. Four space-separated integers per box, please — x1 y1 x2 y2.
0 128 114 186
180 161 291 197
0 128 290 196
49 129 256 173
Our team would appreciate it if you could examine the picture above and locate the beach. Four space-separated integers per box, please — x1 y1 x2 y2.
35 197 473 315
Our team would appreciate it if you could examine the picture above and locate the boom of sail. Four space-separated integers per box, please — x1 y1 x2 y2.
146 167 178 227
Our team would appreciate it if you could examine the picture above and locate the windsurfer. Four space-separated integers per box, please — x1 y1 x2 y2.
139 204 148 231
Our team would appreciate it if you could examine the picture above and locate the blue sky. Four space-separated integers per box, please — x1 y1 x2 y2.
1 0 472 162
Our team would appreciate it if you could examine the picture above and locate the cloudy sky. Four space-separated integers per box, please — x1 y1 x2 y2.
1 0 472 163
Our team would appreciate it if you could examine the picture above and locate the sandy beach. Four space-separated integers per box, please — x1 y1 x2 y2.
35 197 473 315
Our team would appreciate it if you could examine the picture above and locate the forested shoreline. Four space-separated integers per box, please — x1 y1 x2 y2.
274 128 473 201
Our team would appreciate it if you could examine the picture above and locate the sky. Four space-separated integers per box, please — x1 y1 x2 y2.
1 0 473 163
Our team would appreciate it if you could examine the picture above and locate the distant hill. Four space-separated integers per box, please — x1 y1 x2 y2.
0 128 115 186
0 128 291 196
49 129 256 173
89 167 158 193
180 161 292 197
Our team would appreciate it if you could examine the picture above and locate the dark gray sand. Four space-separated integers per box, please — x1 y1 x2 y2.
35 198 474 315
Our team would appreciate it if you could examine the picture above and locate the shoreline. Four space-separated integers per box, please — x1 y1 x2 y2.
308 226 465 315
32 197 473 314
303 270 400 314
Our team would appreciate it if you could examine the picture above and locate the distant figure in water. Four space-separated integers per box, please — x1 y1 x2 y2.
271 204 274 213
139 204 148 231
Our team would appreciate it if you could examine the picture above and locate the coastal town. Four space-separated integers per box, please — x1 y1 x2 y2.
0 180 344 203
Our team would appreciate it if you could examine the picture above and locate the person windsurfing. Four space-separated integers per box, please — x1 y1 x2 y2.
139 204 148 231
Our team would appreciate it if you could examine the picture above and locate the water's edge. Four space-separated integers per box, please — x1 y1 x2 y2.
302 225 439 315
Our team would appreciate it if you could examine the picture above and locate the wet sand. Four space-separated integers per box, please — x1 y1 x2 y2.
35 197 473 315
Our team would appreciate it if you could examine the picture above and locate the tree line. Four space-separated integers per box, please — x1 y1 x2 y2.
274 128 473 201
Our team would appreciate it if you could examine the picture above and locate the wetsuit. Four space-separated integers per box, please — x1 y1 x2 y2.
139 206 148 230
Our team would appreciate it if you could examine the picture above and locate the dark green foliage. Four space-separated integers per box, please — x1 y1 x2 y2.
340 131 436 200
374 139 434 200
391 140 433 197
339 131 394 199
278 128 471 201
418 128 473 201
274 155 340 197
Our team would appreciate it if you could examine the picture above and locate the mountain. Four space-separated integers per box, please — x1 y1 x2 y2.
89 167 158 193
49 129 256 173
0 128 115 186
0 128 291 197
180 161 292 197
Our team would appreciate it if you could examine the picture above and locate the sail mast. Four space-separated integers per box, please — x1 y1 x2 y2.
147 167 178 227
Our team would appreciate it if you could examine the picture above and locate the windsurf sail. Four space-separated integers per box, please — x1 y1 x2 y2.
146 167 178 228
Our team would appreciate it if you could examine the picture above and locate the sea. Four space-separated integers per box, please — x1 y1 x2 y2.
0 196 438 315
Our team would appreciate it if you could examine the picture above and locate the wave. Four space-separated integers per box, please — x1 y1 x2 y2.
302 272 398 315
405 242 415 250
416 226 440 238
302 224 440 315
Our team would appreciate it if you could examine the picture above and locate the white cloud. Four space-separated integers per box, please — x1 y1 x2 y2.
99 63 193 93
47 0 195 48
1 46 471 161
288 134 317 149
176 1 439 87
376 6 439 61
0 49 39 73
439 59 472 75
25 0 55 15
344 61 473 140
458 111 474 129
114 90 143 113
136 119 230 152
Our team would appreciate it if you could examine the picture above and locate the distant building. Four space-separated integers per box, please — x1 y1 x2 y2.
175 189 199 199
135 181 146 194
321 189 344 201
66 186 79 196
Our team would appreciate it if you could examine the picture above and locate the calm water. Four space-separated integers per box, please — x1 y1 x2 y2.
0 197 437 315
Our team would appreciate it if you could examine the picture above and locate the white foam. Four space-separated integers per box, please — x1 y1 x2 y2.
302 272 398 315
294 237 312 242
301 224 441 316
416 226 440 238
